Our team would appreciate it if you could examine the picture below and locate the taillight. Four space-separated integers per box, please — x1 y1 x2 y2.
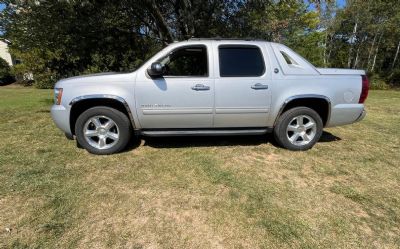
359 75 369 103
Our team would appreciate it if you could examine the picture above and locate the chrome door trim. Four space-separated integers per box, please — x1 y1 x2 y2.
215 107 269 114
142 108 213 115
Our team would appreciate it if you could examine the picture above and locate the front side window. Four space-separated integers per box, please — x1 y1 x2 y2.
219 46 265 77
159 46 208 77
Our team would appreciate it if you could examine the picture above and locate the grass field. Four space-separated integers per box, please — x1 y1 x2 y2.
0 85 399 248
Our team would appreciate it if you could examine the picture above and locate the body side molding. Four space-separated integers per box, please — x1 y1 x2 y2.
139 127 273 137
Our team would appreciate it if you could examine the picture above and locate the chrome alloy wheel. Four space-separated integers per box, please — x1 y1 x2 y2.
83 115 120 150
286 115 317 146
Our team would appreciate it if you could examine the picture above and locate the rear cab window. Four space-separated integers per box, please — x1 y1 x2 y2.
218 45 265 77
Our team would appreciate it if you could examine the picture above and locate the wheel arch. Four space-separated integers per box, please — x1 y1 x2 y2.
273 94 331 127
69 95 136 135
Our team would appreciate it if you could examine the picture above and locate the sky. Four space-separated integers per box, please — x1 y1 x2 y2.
306 0 346 10
337 0 346 8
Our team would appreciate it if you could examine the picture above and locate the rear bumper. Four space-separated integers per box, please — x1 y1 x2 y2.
354 109 366 123
326 104 366 127
51 105 72 136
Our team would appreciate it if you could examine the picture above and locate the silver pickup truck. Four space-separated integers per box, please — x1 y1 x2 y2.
51 39 368 155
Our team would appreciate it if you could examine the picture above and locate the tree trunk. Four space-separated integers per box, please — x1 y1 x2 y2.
323 32 328 67
354 45 361 69
348 22 358 68
145 0 174 44
366 33 377 71
174 0 195 39
326 35 333 65
371 33 383 72
391 40 400 69
354 35 367 69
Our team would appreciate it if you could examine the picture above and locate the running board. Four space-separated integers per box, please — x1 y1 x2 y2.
139 128 272 137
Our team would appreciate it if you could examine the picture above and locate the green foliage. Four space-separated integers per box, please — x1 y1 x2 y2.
0 0 399 88
330 1 400 83
289 30 325 67
0 57 12 78
11 48 58 87
388 69 400 86
1 0 165 88
369 74 391 90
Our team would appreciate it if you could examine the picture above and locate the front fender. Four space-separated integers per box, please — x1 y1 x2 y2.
69 94 139 129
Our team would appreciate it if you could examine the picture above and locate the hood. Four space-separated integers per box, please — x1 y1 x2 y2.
55 72 136 88
62 72 121 80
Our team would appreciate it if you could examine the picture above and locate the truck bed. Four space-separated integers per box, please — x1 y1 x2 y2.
317 68 365 75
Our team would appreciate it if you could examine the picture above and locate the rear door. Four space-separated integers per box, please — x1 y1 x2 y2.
213 43 272 127
135 44 214 129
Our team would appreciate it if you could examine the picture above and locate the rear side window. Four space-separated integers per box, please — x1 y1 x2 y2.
280 51 299 66
219 46 265 77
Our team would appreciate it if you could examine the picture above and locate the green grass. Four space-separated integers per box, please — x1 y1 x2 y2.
0 85 399 248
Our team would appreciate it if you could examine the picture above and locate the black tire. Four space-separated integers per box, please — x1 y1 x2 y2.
75 106 132 155
273 107 323 151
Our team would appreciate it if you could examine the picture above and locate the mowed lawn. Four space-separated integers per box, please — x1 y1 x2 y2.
0 85 399 249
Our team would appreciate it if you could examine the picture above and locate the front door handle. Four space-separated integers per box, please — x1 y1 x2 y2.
191 84 210 91
251 83 269 90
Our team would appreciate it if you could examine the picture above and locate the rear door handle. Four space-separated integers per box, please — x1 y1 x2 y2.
251 83 269 90
191 84 210 91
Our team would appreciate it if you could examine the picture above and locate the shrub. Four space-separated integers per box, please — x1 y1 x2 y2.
368 74 390 90
33 71 58 89
388 69 400 87
10 48 60 88
0 57 12 78
0 57 15 85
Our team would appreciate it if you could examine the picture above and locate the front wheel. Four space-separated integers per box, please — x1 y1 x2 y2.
274 107 323 151
75 107 132 155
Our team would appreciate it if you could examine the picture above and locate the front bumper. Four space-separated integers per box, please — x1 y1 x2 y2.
51 105 72 136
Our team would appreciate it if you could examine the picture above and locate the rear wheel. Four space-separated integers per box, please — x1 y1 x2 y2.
75 107 132 155
274 107 323 151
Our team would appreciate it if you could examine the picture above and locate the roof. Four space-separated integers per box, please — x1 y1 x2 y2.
188 37 267 42
0 38 11 44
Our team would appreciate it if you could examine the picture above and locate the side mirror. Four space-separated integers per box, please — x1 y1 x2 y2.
147 62 164 77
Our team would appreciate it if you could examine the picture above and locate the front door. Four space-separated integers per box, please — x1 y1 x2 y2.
213 44 272 127
135 45 214 129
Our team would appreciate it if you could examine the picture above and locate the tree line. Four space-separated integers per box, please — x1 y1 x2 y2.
0 0 399 89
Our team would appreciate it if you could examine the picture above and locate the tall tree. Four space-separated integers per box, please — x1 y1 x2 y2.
1 0 400 88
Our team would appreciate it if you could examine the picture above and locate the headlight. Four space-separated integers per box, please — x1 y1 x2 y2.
54 88 63 105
